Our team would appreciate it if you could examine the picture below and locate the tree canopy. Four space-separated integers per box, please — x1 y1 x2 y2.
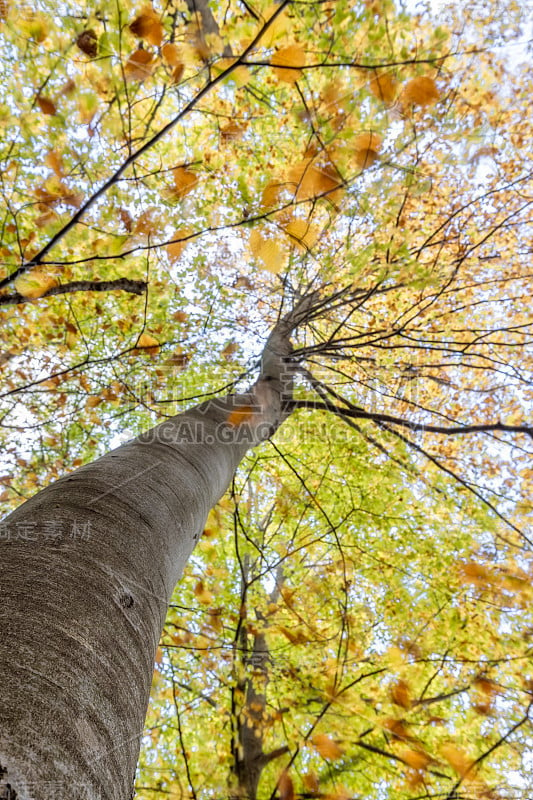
0 0 532 798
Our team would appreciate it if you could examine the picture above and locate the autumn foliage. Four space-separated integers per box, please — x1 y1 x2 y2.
0 0 532 798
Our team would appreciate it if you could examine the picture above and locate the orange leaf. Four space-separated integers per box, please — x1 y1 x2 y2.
353 132 381 169
460 561 492 587
134 208 159 236
172 166 198 199
473 677 501 697
271 44 306 83
125 49 154 82
130 6 163 46
221 341 238 359
171 64 185 84
166 228 192 263
401 76 439 107
194 580 214 604
382 718 412 741
440 743 476 779
312 734 344 760
45 150 64 177
76 29 97 57
288 161 341 201
369 72 397 103
119 208 133 232
86 396 102 409
37 96 56 115
277 771 294 800
261 181 286 209
401 748 431 770
391 679 411 709
227 405 253 427
161 42 180 65
220 121 246 142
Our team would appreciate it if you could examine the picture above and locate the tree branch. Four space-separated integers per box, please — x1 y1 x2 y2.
0 278 147 305
288 399 533 439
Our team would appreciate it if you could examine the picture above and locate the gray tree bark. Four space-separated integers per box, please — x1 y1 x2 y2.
0 307 305 800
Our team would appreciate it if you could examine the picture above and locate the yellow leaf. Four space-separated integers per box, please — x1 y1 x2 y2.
401 76 439 107
130 6 163 46
284 219 318 252
440 743 476 779
311 734 344 761
125 49 154 82
249 230 285 273
213 58 251 87
78 92 98 125
271 44 306 84
369 73 397 104
136 333 160 354
190 26 211 61
385 645 406 669
302 773 319 793
258 5 290 46
14 270 58 299
20 10 48 42
231 65 251 87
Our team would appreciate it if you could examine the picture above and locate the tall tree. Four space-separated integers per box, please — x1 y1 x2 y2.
0 0 532 799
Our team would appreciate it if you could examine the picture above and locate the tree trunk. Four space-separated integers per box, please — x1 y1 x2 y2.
232 568 287 800
0 316 298 800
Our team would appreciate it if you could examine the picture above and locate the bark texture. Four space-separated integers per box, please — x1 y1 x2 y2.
0 305 300 800
232 574 287 800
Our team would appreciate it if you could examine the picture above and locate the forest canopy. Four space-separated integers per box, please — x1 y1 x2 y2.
0 0 532 798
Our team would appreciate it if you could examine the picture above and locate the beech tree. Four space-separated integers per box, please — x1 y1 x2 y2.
0 1 532 799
